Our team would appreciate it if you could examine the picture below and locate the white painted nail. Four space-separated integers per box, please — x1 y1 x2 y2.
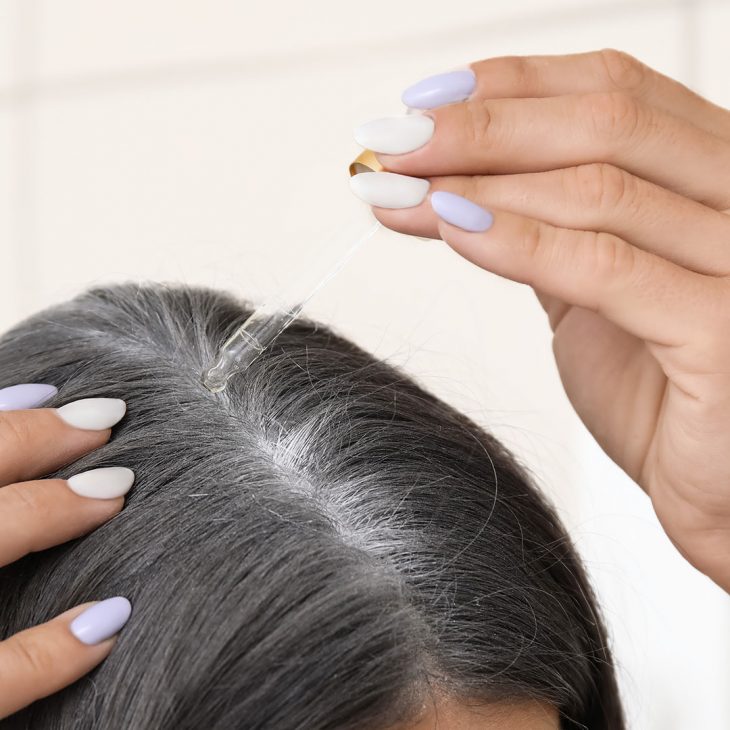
56 398 127 430
67 467 135 499
350 172 430 209
354 115 434 154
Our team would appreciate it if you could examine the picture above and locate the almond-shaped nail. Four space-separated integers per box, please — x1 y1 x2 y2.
430 191 494 232
350 172 429 209
67 467 135 499
70 597 132 645
402 69 476 109
0 383 58 411
56 398 126 430
354 115 434 155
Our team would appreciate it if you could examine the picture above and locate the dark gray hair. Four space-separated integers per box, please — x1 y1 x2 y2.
0 283 624 729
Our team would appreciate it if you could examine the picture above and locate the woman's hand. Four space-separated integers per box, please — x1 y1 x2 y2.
0 385 133 718
352 50 730 592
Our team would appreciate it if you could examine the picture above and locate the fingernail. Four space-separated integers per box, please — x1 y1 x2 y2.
56 398 127 430
0 383 58 411
402 69 476 109
354 115 434 155
430 191 494 232
67 467 135 500
350 172 430 209
70 597 132 645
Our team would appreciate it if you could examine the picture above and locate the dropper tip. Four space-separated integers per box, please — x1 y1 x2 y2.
201 367 229 393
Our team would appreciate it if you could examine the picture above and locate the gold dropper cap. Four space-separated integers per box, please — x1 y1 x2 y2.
349 149 383 176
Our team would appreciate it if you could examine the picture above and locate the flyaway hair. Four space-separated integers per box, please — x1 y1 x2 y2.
0 284 624 730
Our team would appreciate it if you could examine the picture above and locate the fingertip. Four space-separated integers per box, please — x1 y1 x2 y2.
55 601 98 622
435 218 461 249
66 466 135 501
69 597 132 646
373 151 412 175
55 398 127 432
57 601 123 656
71 492 125 525
430 191 495 232
369 190 444 240
47 411 113 449
0 383 58 411
372 204 429 237
56 486 126 540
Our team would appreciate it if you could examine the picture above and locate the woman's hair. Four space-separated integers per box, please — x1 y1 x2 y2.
0 284 624 730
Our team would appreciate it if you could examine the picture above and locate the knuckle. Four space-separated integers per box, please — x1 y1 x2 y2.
0 412 32 452
1 482 49 555
11 634 56 678
598 48 647 92
520 222 552 265
570 162 635 212
592 231 637 282
583 91 642 144
460 175 483 204
3 482 43 515
464 99 493 147
502 55 536 89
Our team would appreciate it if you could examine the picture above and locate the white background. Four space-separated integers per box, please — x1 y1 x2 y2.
1 1 729 727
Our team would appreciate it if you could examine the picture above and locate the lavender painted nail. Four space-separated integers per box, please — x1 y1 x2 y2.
0 383 58 411
402 69 476 110
430 191 494 232
70 597 132 645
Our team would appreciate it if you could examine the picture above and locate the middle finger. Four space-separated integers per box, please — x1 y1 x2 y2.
369 165 730 277
365 93 730 210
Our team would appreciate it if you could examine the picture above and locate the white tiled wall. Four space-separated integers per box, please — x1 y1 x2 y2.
2 1 729 727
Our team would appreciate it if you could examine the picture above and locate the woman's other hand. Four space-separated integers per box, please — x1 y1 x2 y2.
352 50 730 592
0 385 132 718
